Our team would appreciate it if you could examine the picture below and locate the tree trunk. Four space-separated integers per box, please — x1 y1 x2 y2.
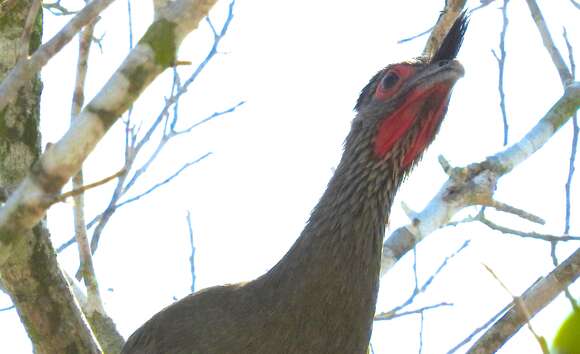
0 3 101 353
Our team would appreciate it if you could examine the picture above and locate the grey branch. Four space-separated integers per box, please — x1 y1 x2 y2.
43 1 78 16
377 240 468 319
465 248 580 353
563 28 578 235
493 0 510 145
375 302 453 321
116 153 211 209
0 0 116 112
524 0 574 86
423 0 467 58
479 215 580 242
186 211 196 293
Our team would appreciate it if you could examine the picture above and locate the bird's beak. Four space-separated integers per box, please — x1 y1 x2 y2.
409 59 464 94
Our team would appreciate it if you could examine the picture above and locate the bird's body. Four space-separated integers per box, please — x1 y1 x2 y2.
123 14 468 354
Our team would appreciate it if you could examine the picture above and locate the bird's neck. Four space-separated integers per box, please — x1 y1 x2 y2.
273 153 398 279
269 128 403 282
254 130 404 350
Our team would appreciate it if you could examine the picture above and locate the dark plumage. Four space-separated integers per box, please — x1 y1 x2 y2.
432 11 469 63
123 13 468 354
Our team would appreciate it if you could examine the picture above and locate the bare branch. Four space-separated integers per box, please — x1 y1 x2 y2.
63 272 125 352
186 211 196 293
53 169 126 205
568 0 580 10
174 101 245 135
466 248 580 353
493 0 510 145
377 241 468 319
492 83 579 171
127 0 134 49
484 199 545 224
524 0 573 86
375 302 453 321
68 18 113 346
399 0 496 46
0 304 14 312
43 1 78 16
448 304 509 353
563 29 577 235
423 0 467 58
398 26 434 45
478 215 580 242
117 153 211 209
0 0 116 112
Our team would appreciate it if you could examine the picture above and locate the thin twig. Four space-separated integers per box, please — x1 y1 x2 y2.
478 215 580 242
0 304 15 312
524 0 573 86
491 0 510 145
53 169 126 205
377 241 468 319
127 0 134 50
485 199 545 224
418 311 425 354
116 153 211 209
563 28 577 235
69 10 105 315
398 0 495 45
174 101 245 135
398 26 433 44
447 304 510 353
43 1 77 16
375 302 453 321
186 211 196 293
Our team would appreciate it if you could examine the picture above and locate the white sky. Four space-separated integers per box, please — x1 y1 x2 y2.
1 0 579 353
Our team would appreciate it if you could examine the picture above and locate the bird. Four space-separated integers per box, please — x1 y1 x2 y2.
122 13 469 354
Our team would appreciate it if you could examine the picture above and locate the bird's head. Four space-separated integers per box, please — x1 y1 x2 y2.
350 13 468 172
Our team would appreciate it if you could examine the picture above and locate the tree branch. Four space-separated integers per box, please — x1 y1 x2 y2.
524 0 573 86
0 0 116 112
466 248 580 353
493 0 510 145
422 0 467 58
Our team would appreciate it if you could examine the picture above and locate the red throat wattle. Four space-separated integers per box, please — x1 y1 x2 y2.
374 84 451 168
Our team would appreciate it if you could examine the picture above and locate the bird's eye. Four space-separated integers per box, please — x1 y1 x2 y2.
381 72 399 90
